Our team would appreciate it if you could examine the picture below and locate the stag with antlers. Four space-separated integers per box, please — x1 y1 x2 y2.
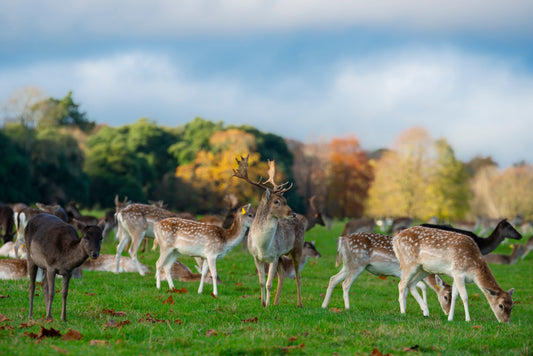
233 155 306 307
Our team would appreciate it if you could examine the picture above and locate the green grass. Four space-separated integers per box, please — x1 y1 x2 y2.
0 221 531 355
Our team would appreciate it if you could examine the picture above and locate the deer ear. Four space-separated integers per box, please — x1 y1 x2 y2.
483 287 499 296
265 188 271 199
507 288 514 296
435 275 444 289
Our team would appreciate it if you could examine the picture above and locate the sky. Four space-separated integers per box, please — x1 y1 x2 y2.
1 1 533 168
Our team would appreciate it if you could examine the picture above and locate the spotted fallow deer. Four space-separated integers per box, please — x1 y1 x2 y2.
233 155 306 307
154 204 254 296
393 226 514 323
322 232 452 316
115 203 177 275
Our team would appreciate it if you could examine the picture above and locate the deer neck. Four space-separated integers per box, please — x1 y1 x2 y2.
59 240 90 273
223 214 250 250
249 205 279 259
477 226 505 255
473 261 504 294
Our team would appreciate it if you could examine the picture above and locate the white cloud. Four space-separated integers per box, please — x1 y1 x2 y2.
1 47 532 168
1 0 532 40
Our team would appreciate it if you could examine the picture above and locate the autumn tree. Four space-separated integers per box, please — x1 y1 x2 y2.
1 86 45 128
176 129 267 213
366 127 470 221
325 136 373 218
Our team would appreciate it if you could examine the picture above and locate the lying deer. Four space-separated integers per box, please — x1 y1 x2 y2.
0 258 29 279
115 203 177 275
322 232 452 316
421 219 522 255
484 244 524 265
26 214 104 321
0 241 26 259
393 226 514 323
233 155 306 307
81 254 150 274
154 204 254 296
160 261 220 284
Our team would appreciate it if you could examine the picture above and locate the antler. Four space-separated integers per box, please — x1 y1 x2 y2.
264 159 292 194
232 155 269 191
233 155 292 194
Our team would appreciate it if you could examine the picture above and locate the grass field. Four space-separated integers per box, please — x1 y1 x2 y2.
0 220 531 355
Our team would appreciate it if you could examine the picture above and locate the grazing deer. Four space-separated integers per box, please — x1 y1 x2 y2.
81 254 150 274
393 226 514 323
522 236 533 260
35 203 68 222
26 214 104 321
115 203 177 275
484 244 524 265
421 219 522 255
233 155 306 307
342 217 375 235
322 232 452 316
0 203 15 243
154 204 254 296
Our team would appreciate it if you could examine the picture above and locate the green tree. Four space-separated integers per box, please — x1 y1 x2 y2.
0 129 34 202
169 117 223 165
34 91 95 132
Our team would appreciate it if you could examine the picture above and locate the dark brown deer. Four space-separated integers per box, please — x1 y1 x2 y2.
393 226 514 323
304 196 326 231
342 217 375 235
26 214 104 321
0 203 15 243
420 219 522 255
233 155 306 307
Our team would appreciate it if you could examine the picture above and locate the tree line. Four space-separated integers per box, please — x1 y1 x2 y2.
1 87 532 221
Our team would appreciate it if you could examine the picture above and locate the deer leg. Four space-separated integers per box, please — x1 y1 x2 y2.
452 276 470 322
322 265 349 308
28 261 38 319
398 265 419 315
448 279 460 321
341 266 365 309
409 283 429 317
291 253 303 308
45 269 56 321
206 256 218 297
254 257 267 307
128 231 147 276
198 258 210 294
61 273 71 322
115 231 130 274
273 260 286 306
265 259 279 307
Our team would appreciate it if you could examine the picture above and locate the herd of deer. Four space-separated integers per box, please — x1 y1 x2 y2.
0 155 531 323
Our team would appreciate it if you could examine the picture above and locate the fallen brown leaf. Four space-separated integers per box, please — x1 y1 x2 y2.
169 287 188 294
84 292 95 297
0 325 14 331
279 343 305 352
241 317 258 323
90 339 109 345
288 336 298 342
0 314 10 322
234 282 243 286
239 295 251 298
62 328 83 341
163 295 175 305
102 309 127 317
0 295 9 299
25 326 61 340
473 325 483 330
329 307 343 313
19 320 38 328
139 313 165 323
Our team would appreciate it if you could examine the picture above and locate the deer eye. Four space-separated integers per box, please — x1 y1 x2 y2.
444 296 448 301
499 304 504 309
274 199 280 205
